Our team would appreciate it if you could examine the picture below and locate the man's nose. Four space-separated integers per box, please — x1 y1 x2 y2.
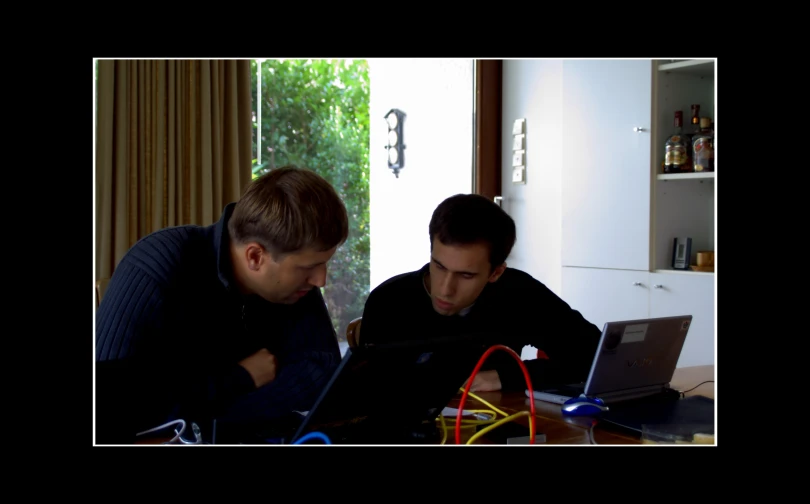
309 264 327 288
440 274 456 297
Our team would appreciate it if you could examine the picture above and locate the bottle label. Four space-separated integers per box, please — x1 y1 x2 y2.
665 144 687 167
693 138 713 172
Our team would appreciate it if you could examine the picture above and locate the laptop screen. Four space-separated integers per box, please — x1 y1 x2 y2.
583 315 692 397
291 334 492 443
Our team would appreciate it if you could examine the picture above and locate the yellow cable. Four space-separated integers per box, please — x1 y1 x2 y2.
441 387 531 444
439 414 448 445
460 388 511 417
460 387 536 442
466 411 530 445
438 409 498 445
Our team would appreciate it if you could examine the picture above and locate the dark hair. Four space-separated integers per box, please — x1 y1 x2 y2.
228 165 349 257
428 194 516 270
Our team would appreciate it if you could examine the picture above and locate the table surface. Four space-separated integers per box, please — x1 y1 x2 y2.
445 364 714 445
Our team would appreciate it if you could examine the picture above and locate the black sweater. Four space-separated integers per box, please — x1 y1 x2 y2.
359 264 601 391
95 203 341 443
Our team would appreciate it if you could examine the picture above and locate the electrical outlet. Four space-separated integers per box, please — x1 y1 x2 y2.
512 166 525 183
512 150 524 166
512 134 524 151
512 118 525 135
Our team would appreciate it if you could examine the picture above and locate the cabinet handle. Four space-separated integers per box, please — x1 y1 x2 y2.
633 127 645 132
632 282 642 286
653 284 663 289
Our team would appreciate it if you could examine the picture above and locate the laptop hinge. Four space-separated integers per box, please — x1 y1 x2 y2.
590 383 672 404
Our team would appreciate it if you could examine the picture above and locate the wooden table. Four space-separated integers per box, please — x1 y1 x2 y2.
132 365 714 445
444 365 714 445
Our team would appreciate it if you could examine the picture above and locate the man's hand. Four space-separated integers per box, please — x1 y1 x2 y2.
238 348 278 388
467 370 502 392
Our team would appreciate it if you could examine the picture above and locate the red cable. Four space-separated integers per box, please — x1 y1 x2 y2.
455 344 536 444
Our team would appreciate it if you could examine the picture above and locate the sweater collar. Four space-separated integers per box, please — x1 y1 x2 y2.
213 202 238 291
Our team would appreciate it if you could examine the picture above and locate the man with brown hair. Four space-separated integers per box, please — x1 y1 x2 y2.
359 194 601 394
96 166 349 444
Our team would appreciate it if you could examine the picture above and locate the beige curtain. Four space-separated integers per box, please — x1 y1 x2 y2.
95 59 253 281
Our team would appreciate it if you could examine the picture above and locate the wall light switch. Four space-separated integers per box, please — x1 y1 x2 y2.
512 150 524 167
512 134 524 151
512 166 525 184
512 119 525 135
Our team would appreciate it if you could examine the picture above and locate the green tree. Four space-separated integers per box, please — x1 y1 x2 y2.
250 59 370 340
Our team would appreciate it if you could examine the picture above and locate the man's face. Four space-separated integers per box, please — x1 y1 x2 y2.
427 237 505 316
250 245 337 304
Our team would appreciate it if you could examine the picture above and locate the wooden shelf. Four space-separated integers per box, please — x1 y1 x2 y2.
657 172 715 181
658 59 714 78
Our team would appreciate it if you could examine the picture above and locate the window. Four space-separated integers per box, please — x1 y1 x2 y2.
250 59 370 342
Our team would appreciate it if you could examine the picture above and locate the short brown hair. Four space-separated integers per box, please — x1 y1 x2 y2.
228 165 349 258
429 194 516 271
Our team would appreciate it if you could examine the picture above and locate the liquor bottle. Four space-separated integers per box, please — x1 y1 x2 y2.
692 117 714 172
690 105 701 133
664 111 690 173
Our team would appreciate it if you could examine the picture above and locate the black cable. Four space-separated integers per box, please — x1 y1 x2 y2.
679 380 714 398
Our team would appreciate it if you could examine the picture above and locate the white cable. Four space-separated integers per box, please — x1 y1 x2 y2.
136 419 186 444
588 426 597 445
175 423 202 444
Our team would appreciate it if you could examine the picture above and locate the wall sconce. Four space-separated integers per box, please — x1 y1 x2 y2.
384 108 406 178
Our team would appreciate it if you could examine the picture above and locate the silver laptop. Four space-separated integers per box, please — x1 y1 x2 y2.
528 315 693 405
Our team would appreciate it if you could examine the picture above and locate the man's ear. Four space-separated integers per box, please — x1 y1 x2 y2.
245 243 266 272
488 263 507 283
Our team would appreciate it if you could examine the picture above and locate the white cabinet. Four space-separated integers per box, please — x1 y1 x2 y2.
560 58 715 368
561 268 714 367
561 59 652 271
649 271 714 367
562 267 649 329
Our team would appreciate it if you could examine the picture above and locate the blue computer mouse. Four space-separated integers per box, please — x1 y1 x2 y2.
561 395 609 416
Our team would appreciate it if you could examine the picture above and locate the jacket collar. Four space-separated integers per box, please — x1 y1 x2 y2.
213 202 238 291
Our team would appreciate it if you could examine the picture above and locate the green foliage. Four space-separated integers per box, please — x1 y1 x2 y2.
250 59 370 339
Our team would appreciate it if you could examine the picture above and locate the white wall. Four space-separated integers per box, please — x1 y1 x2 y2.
368 59 474 290
499 60 564 296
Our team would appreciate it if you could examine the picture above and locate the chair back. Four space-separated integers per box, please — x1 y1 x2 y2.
346 317 362 348
96 278 110 307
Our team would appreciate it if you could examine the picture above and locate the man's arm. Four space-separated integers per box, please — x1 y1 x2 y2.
216 289 341 424
95 261 256 442
485 281 602 392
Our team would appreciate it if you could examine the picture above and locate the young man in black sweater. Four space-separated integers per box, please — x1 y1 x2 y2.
95 166 348 444
359 194 601 393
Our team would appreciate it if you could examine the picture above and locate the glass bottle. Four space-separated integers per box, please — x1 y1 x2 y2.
692 117 714 172
690 105 701 133
664 111 690 173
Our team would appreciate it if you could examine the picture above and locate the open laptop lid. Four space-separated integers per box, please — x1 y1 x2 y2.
583 315 692 399
290 333 492 444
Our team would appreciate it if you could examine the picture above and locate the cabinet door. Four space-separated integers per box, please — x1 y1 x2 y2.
561 59 652 271
562 266 650 332
649 272 714 368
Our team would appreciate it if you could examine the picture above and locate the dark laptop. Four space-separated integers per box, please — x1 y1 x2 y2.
530 315 713 433
216 334 492 444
